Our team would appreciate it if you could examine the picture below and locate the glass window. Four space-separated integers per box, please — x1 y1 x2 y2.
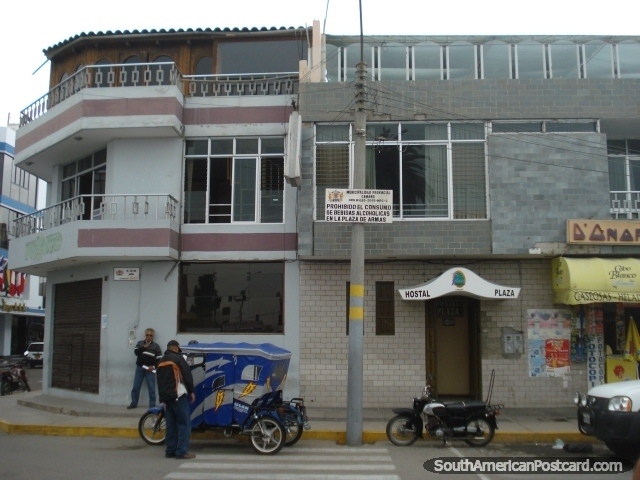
151 55 174 86
184 138 284 224
546 122 596 133
217 39 308 74
379 44 407 80
179 262 284 334
492 122 543 133
549 42 579 78
325 43 340 82
94 58 113 88
452 143 486 219
451 123 484 140
583 42 612 79
122 56 144 86
195 56 213 76
608 139 640 219
414 42 441 79
448 43 476 79
316 144 350 220
482 42 510 79
617 42 640 78
60 149 107 220
516 42 545 79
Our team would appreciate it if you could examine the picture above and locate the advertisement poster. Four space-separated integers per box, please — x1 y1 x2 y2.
527 309 571 377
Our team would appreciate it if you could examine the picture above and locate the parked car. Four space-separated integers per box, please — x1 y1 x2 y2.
575 380 640 460
23 342 44 368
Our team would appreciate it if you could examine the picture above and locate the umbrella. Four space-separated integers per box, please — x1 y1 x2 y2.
623 317 640 362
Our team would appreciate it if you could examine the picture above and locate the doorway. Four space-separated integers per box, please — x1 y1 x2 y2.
425 296 480 400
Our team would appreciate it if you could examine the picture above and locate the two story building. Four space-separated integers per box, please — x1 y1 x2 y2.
11 20 640 409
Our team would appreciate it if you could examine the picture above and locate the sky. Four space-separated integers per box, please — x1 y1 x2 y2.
2 0 639 125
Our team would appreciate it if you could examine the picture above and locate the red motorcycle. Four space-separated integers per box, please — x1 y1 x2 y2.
0 360 31 396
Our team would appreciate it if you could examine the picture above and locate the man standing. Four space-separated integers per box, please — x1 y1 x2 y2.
157 340 196 459
128 328 162 409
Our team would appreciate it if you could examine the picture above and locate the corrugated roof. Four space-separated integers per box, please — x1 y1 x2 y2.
44 25 309 57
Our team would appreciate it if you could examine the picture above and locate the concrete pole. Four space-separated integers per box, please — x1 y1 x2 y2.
347 59 367 446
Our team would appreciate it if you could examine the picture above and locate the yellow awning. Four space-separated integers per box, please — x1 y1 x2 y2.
552 257 640 305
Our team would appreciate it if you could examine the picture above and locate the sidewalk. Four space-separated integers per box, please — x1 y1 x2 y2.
0 390 597 446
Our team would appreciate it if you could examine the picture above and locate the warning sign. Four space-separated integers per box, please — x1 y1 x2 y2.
325 189 393 223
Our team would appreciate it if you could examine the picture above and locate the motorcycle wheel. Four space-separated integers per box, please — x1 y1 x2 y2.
0 380 10 396
283 418 303 446
463 417 495 447
138 411 166 445
386 414 420 446
248 416 285 455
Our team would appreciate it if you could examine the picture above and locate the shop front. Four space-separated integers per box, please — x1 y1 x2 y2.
552 257 640 387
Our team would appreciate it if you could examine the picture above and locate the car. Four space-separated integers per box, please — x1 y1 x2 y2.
575 380 640 461
23 342 44 368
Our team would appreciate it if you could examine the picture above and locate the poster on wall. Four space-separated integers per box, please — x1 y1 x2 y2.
527 309 571 377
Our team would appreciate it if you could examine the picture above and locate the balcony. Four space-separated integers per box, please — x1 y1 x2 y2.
610 191 640 219
10 194 180 275
20 63 299 127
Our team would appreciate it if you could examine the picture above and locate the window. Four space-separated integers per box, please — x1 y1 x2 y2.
315 122 487 220
414 42 442 80
582 42 613 79
515 42 545 79
548 42 579 78
61 149 107 220
376 281 395 335
122 56 144 86
617 42 640 79
11 163 29 189
447 42 476 79
217 39 308 74
608 139 640 219
184 137 284 224
482 42 511 79
151 55 175 86
179 262 284 334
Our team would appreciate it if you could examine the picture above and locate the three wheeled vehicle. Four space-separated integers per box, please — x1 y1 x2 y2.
138 342 309 455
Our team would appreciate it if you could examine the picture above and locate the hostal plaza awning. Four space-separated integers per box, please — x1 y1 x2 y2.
398 267 521 301
552 257 640 305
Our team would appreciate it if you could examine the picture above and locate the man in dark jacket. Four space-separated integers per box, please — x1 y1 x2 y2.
128 328 162 409
157 340 196 459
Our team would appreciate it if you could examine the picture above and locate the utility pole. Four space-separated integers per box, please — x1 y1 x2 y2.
346 0 367 446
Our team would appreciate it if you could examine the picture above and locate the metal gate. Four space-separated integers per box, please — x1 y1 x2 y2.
52 279 102 393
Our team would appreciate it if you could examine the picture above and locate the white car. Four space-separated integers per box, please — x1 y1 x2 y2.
575 380 640 460
23 342 44 368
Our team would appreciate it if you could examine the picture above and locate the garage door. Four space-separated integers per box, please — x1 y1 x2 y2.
52 279 102 393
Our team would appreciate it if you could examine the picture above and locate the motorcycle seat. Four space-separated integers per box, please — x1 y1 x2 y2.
444 401 486 412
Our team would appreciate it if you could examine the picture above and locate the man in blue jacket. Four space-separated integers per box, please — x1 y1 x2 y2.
157 340 196 459
128 328 162 409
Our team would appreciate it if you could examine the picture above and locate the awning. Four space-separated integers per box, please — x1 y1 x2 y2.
552 257 640 305
398 267 521 301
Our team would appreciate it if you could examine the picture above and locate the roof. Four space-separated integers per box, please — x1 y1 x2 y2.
43 25 310 59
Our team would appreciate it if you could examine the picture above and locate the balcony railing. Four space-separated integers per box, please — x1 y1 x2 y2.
13 194 179 238
20 62 299 126
610 191 640 219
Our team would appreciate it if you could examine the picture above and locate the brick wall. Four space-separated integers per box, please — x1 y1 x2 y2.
299 259 585 408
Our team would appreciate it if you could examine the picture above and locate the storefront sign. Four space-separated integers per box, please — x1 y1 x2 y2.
325 189 393 223
398 267 521 301
114 268 140 281
567 219 640 245
25 232 62 261
552 257 640 305
0 299 26 312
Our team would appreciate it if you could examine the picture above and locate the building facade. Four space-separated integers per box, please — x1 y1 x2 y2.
0 126 45 357
10 21 640 409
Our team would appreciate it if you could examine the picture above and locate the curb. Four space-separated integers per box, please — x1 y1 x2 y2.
0 420 600 446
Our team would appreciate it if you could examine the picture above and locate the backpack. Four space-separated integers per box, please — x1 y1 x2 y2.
157 360 183 402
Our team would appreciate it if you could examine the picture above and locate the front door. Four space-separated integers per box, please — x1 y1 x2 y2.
425 296 480 399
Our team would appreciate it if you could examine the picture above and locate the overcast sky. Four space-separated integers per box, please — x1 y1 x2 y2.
2 0 638 125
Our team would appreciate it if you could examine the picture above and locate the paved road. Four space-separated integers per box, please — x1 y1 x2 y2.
0 433 634 480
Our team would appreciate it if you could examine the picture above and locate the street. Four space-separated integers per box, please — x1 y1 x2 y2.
0 432 634 480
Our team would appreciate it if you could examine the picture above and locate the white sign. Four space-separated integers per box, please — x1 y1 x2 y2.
114 268 140 281
325 189 393 223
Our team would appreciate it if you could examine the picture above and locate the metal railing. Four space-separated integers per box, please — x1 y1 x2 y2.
20 62 299 126
13 194 179 238
610 191 640 219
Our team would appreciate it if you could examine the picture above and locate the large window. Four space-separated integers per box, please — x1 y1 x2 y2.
608 139 640 219
184 137 284 224
315 122 487 220
61 149 107 219
179 262 284 334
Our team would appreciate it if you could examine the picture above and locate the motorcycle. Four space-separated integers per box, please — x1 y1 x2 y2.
0 360 31 396
386 372 503 447
137 342 310 455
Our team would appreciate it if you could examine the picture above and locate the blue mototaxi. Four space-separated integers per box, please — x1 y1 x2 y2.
138 342 309 454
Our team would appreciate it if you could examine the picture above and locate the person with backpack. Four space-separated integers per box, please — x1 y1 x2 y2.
157 340 196 459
